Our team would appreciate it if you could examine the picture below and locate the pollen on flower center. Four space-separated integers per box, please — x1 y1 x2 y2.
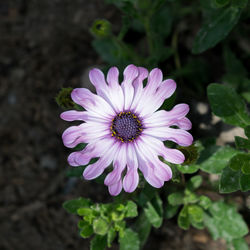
110 111 143 142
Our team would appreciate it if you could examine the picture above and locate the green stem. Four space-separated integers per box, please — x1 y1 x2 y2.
171 29 181 70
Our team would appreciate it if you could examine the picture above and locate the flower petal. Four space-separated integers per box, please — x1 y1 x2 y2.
67 137 115 166
123 144 139 193
83 141 120 180
130 67 148 111
71 88 115 118
143 127 193 146
134 140 164 188
143 104 190 127
108 180 123 196
140 135 185 164
104 144 127 186
121 64 138 110
136 79 176 117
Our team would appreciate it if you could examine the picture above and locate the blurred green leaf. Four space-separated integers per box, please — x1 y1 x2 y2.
203 201 248 241
220 166 240 193
231 0 248 8
177 164 199 174
168 192 184 206
151 4 173 39
144 194 163 228
125 201 138 218
223 47 247 78
242 92 250 103
90 235 107 250
187 176 203 191
239 172 250 191
188 205 204 229
192 6 241 54
245 125 250 138
178 205 190 230
107 228 116 247
77 207 93 216
134 211 151 248
231 238 249 250
199 196 212 210
63 197 91 214
199 145 238 174
235 136 250 150
79 224 93 238
212 0 230 8
165 204 179 219
119 228 140 250
229 153 250 174
93 218 109 236
207 84 250 128
183 190 199 204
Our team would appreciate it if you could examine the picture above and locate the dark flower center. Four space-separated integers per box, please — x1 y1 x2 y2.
111 111 143 142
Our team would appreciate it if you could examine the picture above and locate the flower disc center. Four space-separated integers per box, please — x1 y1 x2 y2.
111 111 143 142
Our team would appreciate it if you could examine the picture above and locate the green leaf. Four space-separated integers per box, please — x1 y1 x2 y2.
199 145 238 174
177 164 199 174
212 0 230 8
188 205 204 223
231 0 248 8
165 204 179 219
177 205 190 230
231 238 249 250
183 190 199 204
168 192 184 206
244 125 250 138
229 153 250 174
207 84 250 128
239 172 250 191
242 92 250 103
219 166 240 193
77 207 93 216
93 218 109 235
90 235 107 250
192 6 241 54
107 227 116 248
187 176 203 190
144 195 163 228
125 201 138 218
199 196 212 210
63 197 91 214
204 201 248 241
223 47 247 77
235 136 250 150
134 211 151 248
119 228 140 250
79 224 93 238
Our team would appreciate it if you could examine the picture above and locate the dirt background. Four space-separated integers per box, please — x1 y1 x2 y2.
0 1 249 250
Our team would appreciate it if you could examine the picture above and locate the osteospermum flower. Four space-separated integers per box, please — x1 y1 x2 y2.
61 65 193 196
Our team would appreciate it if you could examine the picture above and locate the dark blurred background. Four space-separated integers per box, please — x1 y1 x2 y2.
0 1 246 250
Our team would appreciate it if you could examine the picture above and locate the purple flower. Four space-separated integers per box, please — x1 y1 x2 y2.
61 65 193 196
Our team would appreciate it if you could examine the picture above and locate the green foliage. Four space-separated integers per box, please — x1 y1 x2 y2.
144 194 163 228
119 228 140 250
63 197 139 248
186 176 203 191
220 166 250 193
90 19 112 38
63 197 92 214
229 153 250 174
198 145 239 174
192 6 242 54
55 87 81 110
207 84 250 128
203 201 248 241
